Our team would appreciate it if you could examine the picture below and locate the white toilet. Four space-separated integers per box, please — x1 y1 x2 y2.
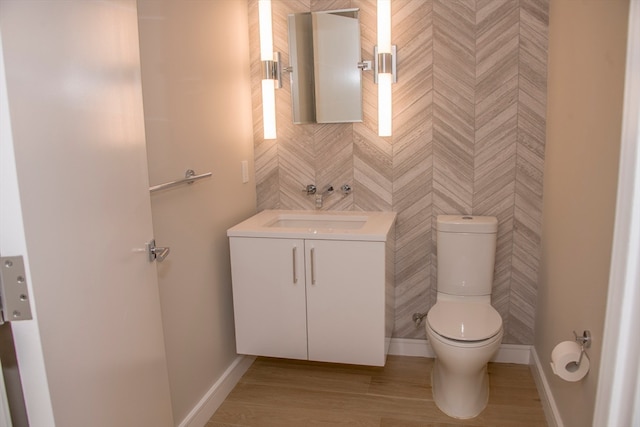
425 215 503 419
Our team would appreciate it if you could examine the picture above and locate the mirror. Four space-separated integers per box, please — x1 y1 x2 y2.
287 9 363 124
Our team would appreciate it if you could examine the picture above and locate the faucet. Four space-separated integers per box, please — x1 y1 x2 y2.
314 185 334 209
304 184 350 209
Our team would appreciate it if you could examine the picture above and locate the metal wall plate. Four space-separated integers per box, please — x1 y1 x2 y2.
0 256 33 324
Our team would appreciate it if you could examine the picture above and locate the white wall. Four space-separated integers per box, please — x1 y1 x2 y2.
536 1 630 426
137 0 256 423
594 1 640 422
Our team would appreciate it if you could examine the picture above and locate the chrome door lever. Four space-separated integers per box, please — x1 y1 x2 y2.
147 239 171 262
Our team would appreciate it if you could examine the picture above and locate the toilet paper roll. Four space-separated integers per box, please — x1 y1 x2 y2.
550 341 590 382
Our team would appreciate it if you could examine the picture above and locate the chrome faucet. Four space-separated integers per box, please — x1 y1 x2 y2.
314 185 334 209
304 184 351 209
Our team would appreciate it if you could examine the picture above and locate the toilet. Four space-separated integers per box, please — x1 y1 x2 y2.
425 215 503 419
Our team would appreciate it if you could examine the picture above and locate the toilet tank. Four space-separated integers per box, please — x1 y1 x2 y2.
436 215 498 296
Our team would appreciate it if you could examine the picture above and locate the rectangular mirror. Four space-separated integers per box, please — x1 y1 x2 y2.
287 9 363 124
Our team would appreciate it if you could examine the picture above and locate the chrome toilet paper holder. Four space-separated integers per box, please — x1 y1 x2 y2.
571 330 592 369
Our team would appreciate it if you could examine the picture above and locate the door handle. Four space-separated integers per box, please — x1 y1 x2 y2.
310 247 316 285
147 239 171 262
292 246 298 284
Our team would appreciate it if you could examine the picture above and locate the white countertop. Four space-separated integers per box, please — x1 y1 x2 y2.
227 209 397 241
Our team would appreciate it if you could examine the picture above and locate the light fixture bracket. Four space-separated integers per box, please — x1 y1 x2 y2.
374 45 397 84
262 52 282 89
358 60 372 71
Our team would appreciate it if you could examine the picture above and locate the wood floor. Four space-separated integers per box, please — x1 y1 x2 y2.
208 356 547 427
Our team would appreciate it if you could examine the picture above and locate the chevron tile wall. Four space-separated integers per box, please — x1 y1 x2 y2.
248 0 548 344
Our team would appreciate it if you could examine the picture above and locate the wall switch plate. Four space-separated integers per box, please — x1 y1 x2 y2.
241 160 249 183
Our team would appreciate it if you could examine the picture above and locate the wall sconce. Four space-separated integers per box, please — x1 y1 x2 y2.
375 0 396 137
259 0 281 140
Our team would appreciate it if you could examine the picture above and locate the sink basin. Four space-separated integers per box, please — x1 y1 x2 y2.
266 214 367 230
227 210 396 241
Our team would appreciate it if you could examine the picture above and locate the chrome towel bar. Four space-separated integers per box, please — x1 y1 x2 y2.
149 169 212 193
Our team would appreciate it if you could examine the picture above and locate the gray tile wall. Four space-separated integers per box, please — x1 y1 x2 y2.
249 0 548 344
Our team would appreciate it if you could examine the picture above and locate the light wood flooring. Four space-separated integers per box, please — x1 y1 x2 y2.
208 355 547 427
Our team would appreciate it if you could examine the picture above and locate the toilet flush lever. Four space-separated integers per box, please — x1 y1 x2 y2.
146 239 171 262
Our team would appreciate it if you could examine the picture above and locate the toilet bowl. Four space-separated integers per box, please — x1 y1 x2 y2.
426 215 502 419
425 299 503 418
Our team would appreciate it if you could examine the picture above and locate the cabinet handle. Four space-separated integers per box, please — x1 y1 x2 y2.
292 246 298 284
310 247 316 285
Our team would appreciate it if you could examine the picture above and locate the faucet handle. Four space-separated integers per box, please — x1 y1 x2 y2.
303 184 317 195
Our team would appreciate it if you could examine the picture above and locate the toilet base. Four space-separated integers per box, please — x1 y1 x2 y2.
431 359 489 419
425 323 503 419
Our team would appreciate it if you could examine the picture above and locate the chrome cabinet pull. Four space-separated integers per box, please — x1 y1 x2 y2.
292 246 298 284
310 247 316 285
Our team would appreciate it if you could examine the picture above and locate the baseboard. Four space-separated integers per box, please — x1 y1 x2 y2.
492 343 532 364
388 338 531 364
178 355 255 427
530 347 563 427
388 337 434 357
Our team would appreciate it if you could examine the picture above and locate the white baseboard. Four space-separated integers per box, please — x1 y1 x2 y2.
530 347 563 427
388 338 531 364
178 355 255 427
492 343 532 364
388 337 435 357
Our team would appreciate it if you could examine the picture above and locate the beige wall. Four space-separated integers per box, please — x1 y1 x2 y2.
536 1 629 426
137 0 256 423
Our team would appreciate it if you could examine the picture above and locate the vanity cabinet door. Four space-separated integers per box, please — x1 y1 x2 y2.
305 239 386 366
229 237 308 360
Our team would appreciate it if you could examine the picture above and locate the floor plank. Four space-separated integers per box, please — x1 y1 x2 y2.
208 356 547 427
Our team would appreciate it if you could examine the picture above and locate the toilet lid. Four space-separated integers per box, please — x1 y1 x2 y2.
427 301 502 341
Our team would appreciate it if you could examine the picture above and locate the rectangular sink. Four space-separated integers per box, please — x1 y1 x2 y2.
227 210 397 241
267 214 367 230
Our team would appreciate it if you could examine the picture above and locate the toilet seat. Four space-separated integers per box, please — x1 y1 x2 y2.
427 301 502 342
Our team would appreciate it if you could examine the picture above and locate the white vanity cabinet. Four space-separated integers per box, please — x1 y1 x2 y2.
227 210 396 366
229 237 308 360
304 239 386 365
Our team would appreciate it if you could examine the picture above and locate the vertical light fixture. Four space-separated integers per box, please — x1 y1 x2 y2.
258 0 281 139
375 0 396 137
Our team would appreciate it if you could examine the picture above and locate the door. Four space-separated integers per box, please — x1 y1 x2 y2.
229 237 308 360
0 352 12 427
0 324 27 427
305 240 386 365
0 2 173 426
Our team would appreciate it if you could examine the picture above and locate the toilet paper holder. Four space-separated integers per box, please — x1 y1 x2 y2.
572 330 592 369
